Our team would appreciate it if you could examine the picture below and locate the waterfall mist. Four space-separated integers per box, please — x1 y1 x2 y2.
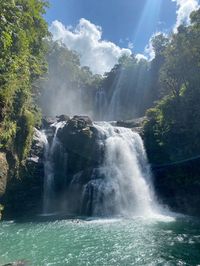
38 41 154 122
39 41 100 119
40 83 94 118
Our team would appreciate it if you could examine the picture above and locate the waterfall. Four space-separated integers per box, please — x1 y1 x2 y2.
40 119 168 218
95 88 107 120
107 87 121 121
106 69 125 121
81 122 159 217
43 121 66 214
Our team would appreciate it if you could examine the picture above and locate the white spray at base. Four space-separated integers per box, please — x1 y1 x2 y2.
82 122 174 220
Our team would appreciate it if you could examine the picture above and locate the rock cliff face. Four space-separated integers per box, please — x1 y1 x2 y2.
1 128 45 219
116 117 145 133
0 152 8 220
152 159 200 217
1 116 104 219
0 152 8 197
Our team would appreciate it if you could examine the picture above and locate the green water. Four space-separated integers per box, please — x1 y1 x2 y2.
0 217 200 266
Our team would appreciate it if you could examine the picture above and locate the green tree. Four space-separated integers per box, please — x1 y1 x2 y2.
0 0 49 164
148 34 169 102
102 54 151 119
144 8 200 164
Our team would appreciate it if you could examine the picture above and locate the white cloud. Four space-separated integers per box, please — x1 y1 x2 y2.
144 32 169 61
144 40 155 61
135 53 148 61
172 0 199 31
144 32 160 61
127 41 134 50
50 18 132 75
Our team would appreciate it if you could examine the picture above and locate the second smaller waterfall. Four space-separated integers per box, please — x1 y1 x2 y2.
95 88 107 120
43 121 66 214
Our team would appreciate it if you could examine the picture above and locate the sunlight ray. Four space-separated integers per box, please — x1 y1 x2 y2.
133 0 162 44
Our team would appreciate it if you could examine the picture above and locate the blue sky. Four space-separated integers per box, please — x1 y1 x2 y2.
45 0 199 74
45 0 176 52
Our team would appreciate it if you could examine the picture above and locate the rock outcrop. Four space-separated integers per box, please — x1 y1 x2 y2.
116 117 145 134
57 116 103 174
1 128 46 220
0 152 9 197
51 116 104 215
152 158 200 217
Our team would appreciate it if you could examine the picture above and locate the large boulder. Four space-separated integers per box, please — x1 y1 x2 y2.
56 114 70 122
42 116 57 128
57 116 103 175
116 117 145 128
116 117 145 134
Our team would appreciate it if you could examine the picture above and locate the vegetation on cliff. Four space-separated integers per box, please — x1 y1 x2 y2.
0 0 48 167
144 9 200 165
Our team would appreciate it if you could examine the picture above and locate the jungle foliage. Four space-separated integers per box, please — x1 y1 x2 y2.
0 0 48 164
143 9 200 165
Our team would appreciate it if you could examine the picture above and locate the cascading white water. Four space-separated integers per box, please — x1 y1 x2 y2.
43 121 66 214
95 88 107 120
82 122 161 217
39 119 172 219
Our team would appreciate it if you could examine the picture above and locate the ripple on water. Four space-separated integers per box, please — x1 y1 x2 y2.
0 217 200 266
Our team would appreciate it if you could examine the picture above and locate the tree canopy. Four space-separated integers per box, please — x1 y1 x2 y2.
0 0 49 163
144 8 200 164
